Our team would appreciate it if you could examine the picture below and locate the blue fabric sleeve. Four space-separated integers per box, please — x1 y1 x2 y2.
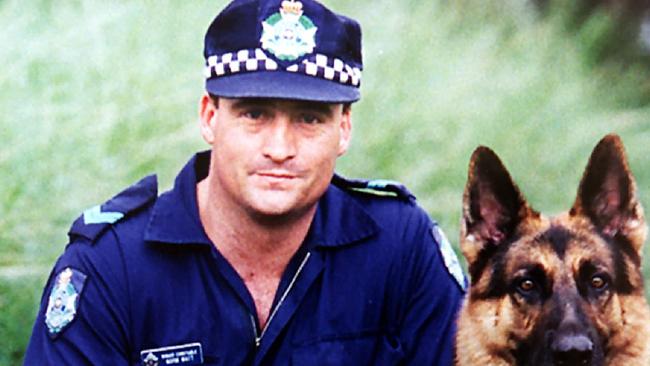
397 211 464 365
23 232 131 366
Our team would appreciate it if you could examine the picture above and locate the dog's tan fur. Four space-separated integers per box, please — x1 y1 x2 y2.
456 134 650 365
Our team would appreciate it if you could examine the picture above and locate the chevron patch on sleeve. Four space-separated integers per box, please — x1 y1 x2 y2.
83 205 124 225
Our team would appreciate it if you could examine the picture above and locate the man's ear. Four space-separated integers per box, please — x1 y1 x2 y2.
337 105 352 156
199 93 217 144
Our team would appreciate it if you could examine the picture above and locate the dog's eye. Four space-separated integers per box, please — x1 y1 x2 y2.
518 279 535 292
590 275 607 290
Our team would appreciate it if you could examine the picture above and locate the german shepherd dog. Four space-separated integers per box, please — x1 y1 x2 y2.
455 134 650 365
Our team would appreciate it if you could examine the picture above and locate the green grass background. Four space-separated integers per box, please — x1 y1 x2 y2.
2 0 650 364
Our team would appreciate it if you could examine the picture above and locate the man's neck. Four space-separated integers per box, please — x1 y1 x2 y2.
195 178 315 271
196 177 317 327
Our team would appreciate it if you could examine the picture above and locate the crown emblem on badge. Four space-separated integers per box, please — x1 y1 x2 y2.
260 0 317 61
58 268 73 285
281 0 303 15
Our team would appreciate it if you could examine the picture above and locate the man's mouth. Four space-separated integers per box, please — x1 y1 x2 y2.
255 170 299 182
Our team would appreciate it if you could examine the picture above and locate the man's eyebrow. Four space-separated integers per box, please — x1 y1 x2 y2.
294 101 336 116
230 98 337 116
229 98 271 109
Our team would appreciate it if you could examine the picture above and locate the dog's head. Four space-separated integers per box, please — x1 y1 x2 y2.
460 134 647 365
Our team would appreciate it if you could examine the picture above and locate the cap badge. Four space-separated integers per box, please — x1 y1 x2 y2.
44 267 87 335
260 0 317 61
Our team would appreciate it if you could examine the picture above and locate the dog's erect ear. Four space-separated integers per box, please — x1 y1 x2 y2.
571 134 646 253
461 147 537 268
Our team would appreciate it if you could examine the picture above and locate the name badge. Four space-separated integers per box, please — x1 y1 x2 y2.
140 342 203 366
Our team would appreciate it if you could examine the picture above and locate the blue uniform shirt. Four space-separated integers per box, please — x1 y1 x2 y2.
25 151 465 365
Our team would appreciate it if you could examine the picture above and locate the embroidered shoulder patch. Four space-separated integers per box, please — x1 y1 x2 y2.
83 205 124 225
45 267 87 336
431 226 467 291
260 0 317 61
68 174 158 242
331 174 416 202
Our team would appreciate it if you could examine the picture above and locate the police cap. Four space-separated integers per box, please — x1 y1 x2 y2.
203 0 363 103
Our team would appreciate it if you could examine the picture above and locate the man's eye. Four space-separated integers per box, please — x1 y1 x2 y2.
243 110 264 119
300 114 321 124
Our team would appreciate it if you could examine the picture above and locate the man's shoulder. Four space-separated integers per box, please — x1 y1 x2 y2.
331 174 416 204
331 173 428 224
329 174 468 292
67 175 158 246
330 173 435 246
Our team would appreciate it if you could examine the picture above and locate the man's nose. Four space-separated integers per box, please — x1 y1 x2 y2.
261 118 297 162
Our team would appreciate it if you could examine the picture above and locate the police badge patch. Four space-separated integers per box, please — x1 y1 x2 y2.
431 226 467 291
260 0 317 61
45 267 87 336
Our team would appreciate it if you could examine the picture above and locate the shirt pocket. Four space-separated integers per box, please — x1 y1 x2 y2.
290 329 404 366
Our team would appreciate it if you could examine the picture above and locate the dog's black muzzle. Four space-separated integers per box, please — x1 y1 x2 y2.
523 297 605 366
550 332 594 365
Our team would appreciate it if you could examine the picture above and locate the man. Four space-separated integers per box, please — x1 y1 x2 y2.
24 0 465 364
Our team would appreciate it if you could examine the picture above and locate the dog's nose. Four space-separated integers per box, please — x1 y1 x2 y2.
551 334 593 366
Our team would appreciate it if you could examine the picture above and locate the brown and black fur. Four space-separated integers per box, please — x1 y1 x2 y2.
456 134 650 365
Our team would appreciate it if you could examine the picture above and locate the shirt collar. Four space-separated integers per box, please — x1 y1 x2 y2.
305 181 379 248
144 151 212 246
144 152 378 248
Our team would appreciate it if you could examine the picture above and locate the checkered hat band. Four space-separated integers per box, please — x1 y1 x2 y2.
204 49 361 87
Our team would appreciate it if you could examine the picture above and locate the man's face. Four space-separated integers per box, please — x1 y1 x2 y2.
199 96 352 221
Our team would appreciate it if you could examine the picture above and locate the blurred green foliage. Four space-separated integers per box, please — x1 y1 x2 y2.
2 0 650 364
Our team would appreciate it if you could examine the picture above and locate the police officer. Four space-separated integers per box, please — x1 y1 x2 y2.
24 0 466 364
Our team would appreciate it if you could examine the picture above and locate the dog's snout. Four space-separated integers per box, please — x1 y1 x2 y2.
551 334 593 365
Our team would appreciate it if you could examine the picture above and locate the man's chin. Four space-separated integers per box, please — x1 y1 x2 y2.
246 197 316 225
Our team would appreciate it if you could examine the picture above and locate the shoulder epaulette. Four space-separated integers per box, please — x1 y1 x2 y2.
332 174 415 202
68 175 158 242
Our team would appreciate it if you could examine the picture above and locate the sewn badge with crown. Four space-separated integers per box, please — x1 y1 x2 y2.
260 0 318 61
44 267 87 336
